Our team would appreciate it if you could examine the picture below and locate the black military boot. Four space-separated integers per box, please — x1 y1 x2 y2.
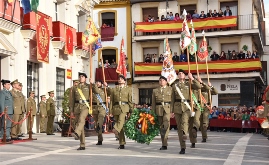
159 146 167 150
179 148 185 154
201 139 206 143
118 145 125 149
96 141 102 145
190 143 195 148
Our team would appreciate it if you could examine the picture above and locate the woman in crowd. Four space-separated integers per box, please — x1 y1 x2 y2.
174 13 181 21
219 51 226 60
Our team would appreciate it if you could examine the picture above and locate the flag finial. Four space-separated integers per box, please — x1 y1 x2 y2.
202 30 205 35
190 19 193 25
183 9 187 16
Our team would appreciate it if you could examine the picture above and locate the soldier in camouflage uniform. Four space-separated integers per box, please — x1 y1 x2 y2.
152 76 172 150
171 69 201 154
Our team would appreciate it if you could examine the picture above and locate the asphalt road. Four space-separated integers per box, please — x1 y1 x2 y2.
0 130 268 165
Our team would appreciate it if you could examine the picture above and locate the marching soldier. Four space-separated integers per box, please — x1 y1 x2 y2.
46 91 56 135
92 80 109 145
171 69 201 154
197 77 218 142
110 75 133 149
39 95 47 133
10 79 24 140
70 73 99 150
27 91 37 134
69 80 79 130
152 76 172 150
0 79 13 142
17 82 26 137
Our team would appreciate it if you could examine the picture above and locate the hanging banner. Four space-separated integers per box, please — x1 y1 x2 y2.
36 12 50 63
64 25 73 55
67 69 72 79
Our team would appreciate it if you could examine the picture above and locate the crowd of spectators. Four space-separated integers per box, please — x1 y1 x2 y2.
145 6 233 22
99 59 117 68
143 49 259 63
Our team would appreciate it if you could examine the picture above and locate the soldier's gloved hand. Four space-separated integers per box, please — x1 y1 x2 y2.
103 82 108 87
191 111 195 117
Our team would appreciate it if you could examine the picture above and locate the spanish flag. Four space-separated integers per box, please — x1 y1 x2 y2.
82 18 100 46
67 69 72 79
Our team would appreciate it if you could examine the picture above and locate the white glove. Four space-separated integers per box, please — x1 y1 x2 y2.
191 111 195 117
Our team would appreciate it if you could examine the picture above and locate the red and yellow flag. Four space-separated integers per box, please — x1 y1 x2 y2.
82 18 100 46
66 69 72 79
116 38 127 78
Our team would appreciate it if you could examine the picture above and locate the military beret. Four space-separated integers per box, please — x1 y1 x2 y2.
79 73 87 78
118 75 126 81
48 90 54 94
40 95 46 98
159 76 167 81
11 79 19 85
1 79 10 85
96 80 103 84
178 69 186 74
73 79 79 83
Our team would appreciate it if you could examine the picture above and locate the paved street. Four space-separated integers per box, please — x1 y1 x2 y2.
0 130 268 165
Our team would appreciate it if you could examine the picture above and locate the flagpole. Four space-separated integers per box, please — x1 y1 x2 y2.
100 51 108 112
195 52 203 105
205 57 212 109
89 45 93 115
187 47 194 113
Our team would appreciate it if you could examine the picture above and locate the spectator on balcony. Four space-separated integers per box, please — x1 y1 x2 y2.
225 114 233 120
158 54 164 63
242 112 250 120
179 52 187 62
148 15 154 22
245 51 252 59
210 51 219 61
166 12 170 20
213 10 218 17
237 50 246 60
218 9 224 17
169 12 174 20
211 108 219 119
172 52 179 62
174 13 181 21
219 51 226 60
251 50 259 59
199 11 207 19
224 6 232 16
207 9 213 18
250 113 257 121
186 12 192 20
161 15 166 21
145 54 152 63
192 10 200 19
218 113 225 119
152 54 158 63
230 50 237 60
110 59 117 68
104 60 110 68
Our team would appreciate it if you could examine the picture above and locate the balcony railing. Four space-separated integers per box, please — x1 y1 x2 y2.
95 68 118 82
101 27 115 41
134 59 262 76
134 15 259 36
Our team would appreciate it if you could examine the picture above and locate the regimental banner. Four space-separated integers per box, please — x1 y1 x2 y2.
64 25 73 55
66 69 72 79
36 12 50 63
134 59 262 74
135 16 237 32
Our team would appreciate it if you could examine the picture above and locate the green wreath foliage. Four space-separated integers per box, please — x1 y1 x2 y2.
124 108 160 145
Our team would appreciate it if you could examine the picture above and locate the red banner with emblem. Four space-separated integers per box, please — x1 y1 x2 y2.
64 25 73 55
36 13 50 63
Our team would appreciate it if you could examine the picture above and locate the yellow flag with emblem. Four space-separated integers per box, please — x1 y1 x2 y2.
77 88 92 115
82 17 100 46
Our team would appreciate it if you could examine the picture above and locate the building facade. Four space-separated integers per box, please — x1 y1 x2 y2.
0 0 100 133
131 0 267 107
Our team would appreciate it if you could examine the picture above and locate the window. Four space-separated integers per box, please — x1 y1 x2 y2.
218 94 240 106
142 7 158 22
27 61 39 100
180 4 196 15
77 11 86 32
55 3 58 21
56 68 65 108
102 49 116 64
220 1 238 16
101 12 115 28
139 88 153 105
143 47 158 62
221 43 239 54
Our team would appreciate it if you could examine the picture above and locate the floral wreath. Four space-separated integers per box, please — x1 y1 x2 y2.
124 108 160 145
